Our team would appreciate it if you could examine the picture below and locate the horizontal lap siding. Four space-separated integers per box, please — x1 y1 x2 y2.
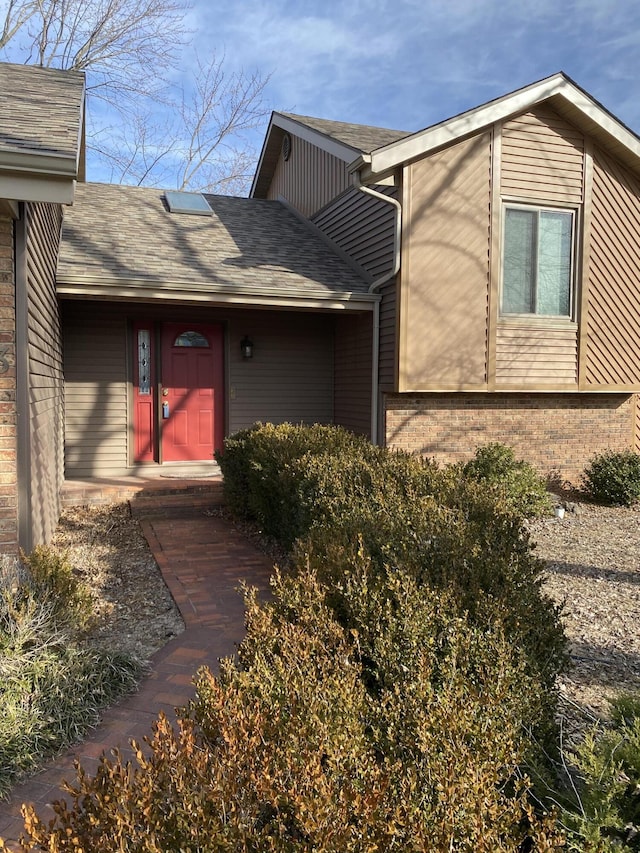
63 303 128 477
312 186 397 282
501 106 584 203
227 312 334 433
63 303 336 472
334 312 372 436
25 203 64 546
267 136 350 217
585 148 640 386
495 325 578 384
379 279 396 389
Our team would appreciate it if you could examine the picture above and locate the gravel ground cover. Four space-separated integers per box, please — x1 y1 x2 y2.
530 500 640 722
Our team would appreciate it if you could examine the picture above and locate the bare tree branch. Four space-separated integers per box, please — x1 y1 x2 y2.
0 0 272 195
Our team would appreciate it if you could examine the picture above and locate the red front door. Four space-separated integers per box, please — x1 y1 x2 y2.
160 323 224 462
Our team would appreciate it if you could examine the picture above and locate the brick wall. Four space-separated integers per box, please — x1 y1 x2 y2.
0 217 17 551
385 392 637 486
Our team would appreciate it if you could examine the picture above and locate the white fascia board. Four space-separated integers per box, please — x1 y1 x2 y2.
362 73 640 178
0 174 75 204
0 147 78 178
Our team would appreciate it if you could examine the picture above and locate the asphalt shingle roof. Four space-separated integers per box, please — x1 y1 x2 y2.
0 63 84 160
58 183 370 301
280 112 411 153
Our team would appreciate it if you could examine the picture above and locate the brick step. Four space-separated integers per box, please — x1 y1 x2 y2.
130 487 225 518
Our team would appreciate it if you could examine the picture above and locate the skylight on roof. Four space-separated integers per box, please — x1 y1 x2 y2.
165 191 212 215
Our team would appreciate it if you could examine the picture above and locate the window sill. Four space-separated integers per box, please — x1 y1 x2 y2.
498 316 578 330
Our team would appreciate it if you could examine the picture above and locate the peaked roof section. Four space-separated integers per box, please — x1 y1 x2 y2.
0 62 85 205
57 183 374 310
278 112 411 153
251 110 410 198
354 72 640 180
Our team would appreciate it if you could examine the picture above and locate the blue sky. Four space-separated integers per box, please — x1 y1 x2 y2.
191 0 640 137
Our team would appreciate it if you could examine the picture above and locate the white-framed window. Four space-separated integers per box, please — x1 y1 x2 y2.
501 204 576 319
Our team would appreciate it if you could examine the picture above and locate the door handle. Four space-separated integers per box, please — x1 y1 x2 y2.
162 388 169 397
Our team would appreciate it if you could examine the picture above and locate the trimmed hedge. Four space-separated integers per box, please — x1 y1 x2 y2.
218 424 566 708
6 425 567 850
13 569 564 852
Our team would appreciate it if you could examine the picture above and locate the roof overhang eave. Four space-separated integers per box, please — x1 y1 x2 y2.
0 148 80 205
56 276 380 311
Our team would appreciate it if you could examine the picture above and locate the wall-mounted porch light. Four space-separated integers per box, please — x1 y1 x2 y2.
241 335 254 359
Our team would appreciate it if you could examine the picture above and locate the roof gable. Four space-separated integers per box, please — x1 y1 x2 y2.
355 73 640 180
251 111 410 199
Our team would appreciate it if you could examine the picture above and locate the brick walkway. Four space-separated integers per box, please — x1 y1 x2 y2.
0 488 273 849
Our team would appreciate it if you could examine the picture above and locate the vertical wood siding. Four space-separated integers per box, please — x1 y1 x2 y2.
334 312 372 436
584 147 640 386
311 186 397 282
495 324 578 385
501 105 585 203
24 203 64 546
267 135 350 217
400 132 491 390
63 302 129 477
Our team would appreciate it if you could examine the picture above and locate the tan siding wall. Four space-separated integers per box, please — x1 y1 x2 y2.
311 186 397 282
24 203 64 546
400 132 491 390
385 392 635 485
267 135 350 217
0 217 17 551
635 395 640 454
495 324 578 385
501 105 585 203
63 302 129 477
334 312 372 436
227 311 334 433
584 147 640 386
379 279 396 389
63 303 335 475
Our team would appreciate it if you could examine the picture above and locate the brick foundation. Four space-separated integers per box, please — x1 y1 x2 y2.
385 392 637 486
0 217 17 551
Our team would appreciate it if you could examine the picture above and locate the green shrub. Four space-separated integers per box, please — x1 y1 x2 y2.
0 554 141 797
557 694 640 851
218 424 567 726
11 569 565 852
22 545 93 633
462 442 552 517
582 449 640 506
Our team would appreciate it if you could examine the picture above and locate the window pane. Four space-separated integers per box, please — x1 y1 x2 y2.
174 331 209 347
502 208 536 313
537 211 572 316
